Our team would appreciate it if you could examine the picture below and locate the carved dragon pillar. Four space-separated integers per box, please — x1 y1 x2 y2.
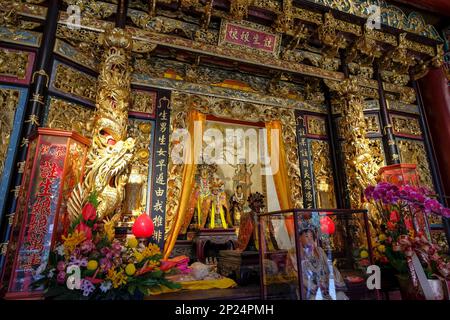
325 79 380 215
67 28 135 223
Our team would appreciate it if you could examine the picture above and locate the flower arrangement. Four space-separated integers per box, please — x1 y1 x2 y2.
32 194 181 299
354 233 389 272
364 182 450 280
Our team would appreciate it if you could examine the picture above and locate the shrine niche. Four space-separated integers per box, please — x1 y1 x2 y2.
164 91 303 262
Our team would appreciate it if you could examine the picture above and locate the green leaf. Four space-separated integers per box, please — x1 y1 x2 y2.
151 270 163 278
88 191 99 208
69 214 82 233
127 285 136 295
161 279 182 289
137 285 148 295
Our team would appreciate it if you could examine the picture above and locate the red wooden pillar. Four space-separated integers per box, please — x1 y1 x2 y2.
418 68 450 204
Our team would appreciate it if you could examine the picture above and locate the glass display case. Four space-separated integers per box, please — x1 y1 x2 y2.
258 209 377 300
2 128 89 299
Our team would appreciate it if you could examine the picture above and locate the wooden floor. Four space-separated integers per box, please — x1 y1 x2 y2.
145 284 261 300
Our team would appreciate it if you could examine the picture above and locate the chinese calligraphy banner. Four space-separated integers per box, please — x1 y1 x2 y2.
9 141 66 294
219 20 281 58
295 111 315 209
5 129 89 298
149 92 171 249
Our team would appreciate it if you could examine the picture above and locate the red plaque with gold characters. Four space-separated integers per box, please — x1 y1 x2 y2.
219 20 281 58
2 128 89 299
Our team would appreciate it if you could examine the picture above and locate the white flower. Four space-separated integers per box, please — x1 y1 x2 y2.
100 280 112 293
55 245 65 256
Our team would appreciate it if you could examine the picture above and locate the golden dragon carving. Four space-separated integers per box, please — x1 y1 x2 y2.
67 28 135 222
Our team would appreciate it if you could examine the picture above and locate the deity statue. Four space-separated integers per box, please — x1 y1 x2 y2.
205 177 232 229
121 164 147 227
236 192 265 251
181 164 231 234
229 184 251 234
232 162 253 200
299 221 348 300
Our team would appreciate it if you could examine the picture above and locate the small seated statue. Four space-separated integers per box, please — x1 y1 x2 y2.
229 184 251 234
182 164 232 234
299 221 348 300
205 177 232 229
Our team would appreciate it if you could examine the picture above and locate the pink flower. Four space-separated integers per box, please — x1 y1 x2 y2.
57 271 66 284
82 203 97 221
111 241 122 252
359 259 370 267
441 208 450 218
424 198 442 214
100 257 112 271
364 186 375 200
57 261 66 272
80 240 95 253
389 210 400 223
75 222 92 240
387 221 396 231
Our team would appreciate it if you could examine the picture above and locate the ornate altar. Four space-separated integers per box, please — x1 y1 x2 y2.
217 192 266 285
194 228 238 263
218 250 259 285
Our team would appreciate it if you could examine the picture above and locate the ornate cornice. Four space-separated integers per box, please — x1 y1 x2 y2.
303 0 443 41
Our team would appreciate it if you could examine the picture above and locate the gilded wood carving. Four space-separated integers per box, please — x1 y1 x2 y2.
0 88 20 177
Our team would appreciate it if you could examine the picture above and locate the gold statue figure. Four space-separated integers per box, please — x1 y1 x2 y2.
123 165 147 216
206 177 231 229
181 164 232 234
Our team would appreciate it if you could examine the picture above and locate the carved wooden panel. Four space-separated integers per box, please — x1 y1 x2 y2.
45 97 95 138
391 114 422 138
0 47 35 84
397 139 433 189
0 88 20 177
50 61 97 105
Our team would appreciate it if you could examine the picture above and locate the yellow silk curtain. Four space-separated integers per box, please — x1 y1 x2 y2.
163 110 206 259
266 120 294 236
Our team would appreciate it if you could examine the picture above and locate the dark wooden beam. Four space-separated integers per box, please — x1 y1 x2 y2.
116 0 129 28
0 0 60 284
374 60 400 165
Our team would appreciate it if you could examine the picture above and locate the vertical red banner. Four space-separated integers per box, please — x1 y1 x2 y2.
4 129 89 299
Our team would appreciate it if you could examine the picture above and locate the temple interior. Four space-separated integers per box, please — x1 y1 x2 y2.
0 0 450 301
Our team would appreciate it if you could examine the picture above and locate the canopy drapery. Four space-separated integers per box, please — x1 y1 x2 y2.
163 110 206 259
163 116 294 258
266 120 295 237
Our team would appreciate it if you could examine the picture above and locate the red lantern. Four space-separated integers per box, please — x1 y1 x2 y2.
320 216 335 235
132 213 154 238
